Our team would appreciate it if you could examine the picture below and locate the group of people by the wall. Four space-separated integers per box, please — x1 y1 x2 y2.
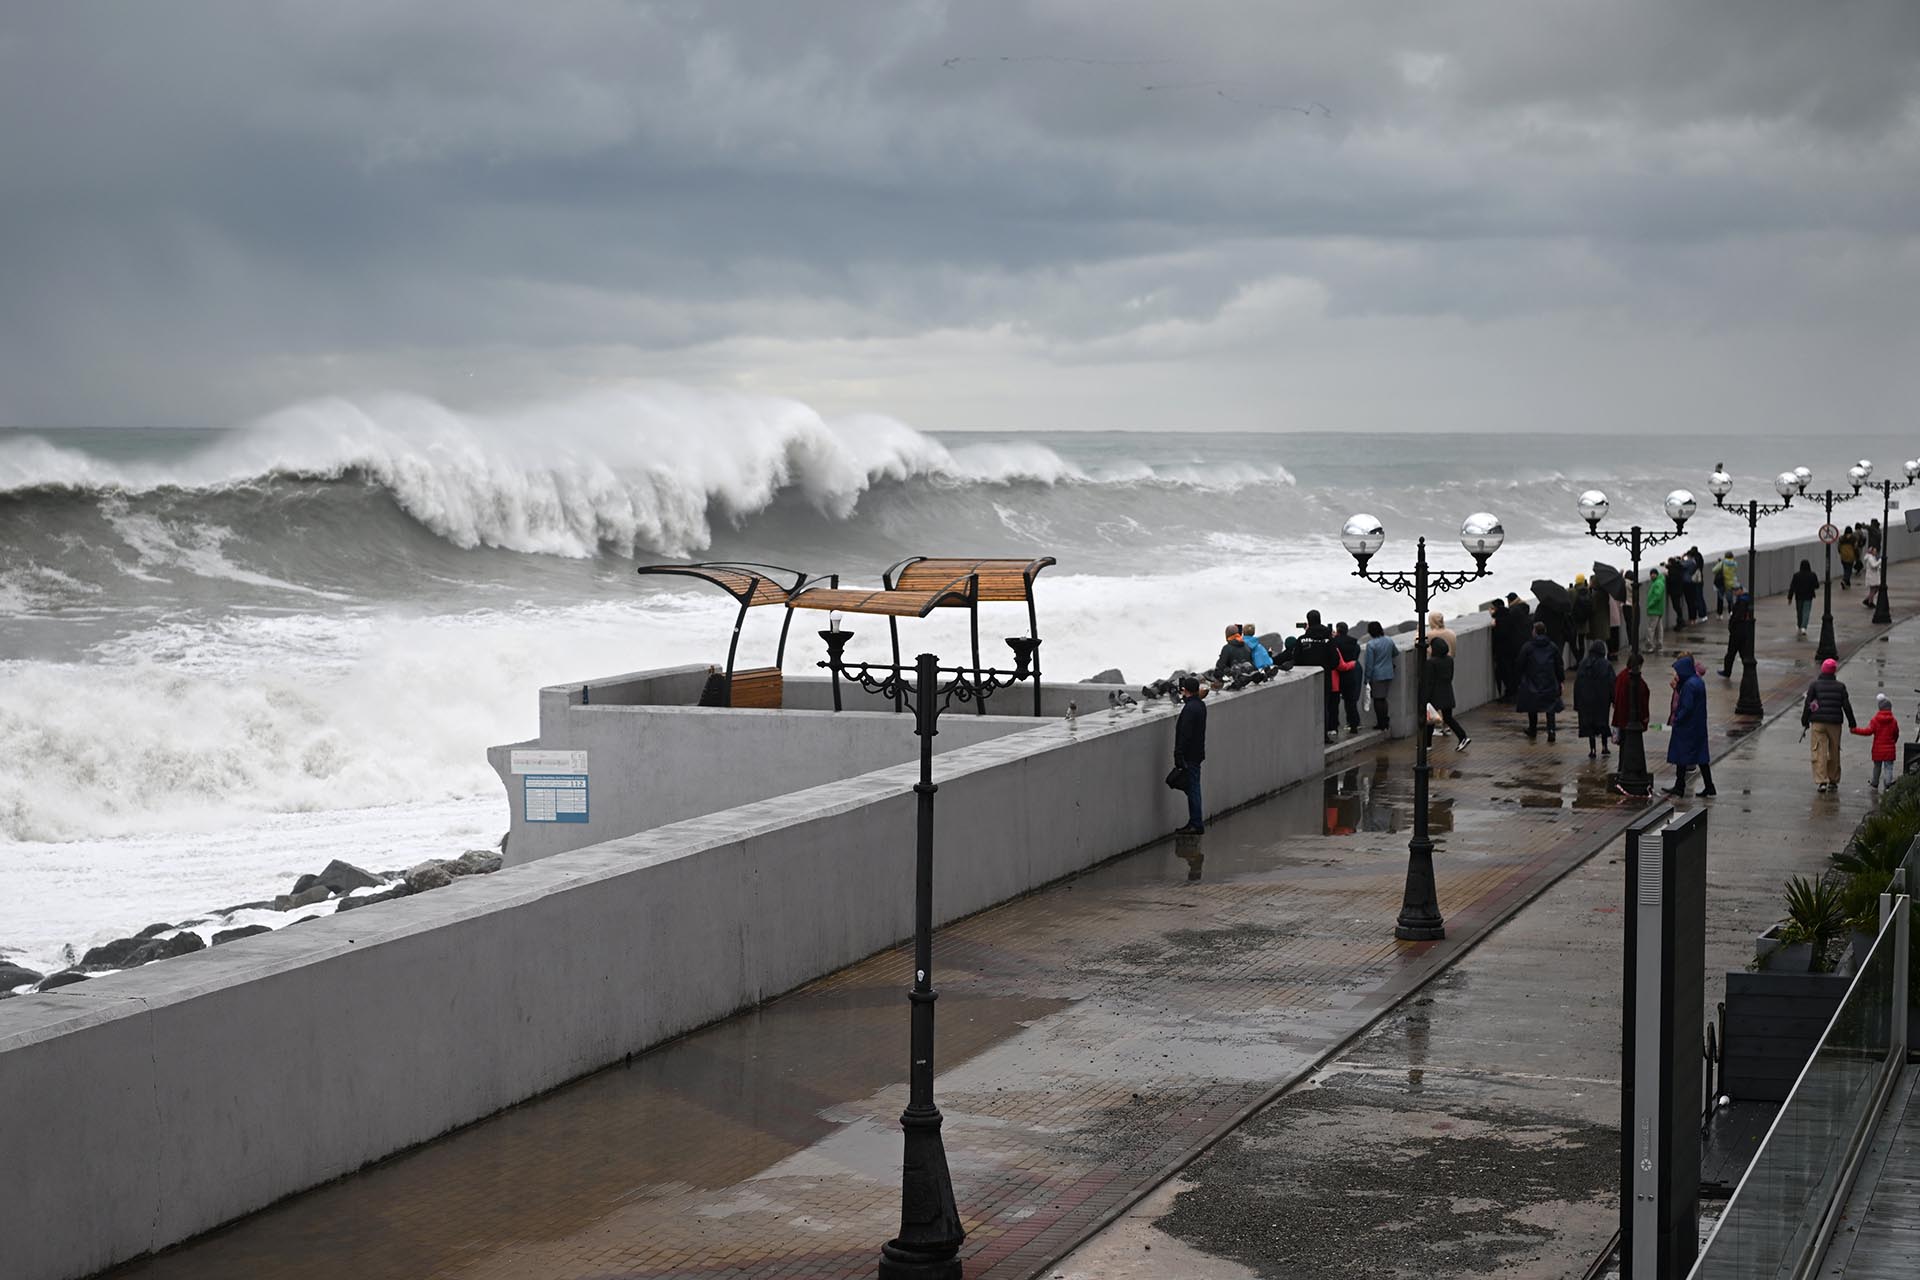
1173 536 1905 834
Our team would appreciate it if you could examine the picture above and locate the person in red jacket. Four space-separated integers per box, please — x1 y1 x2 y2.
1851 692 1900 789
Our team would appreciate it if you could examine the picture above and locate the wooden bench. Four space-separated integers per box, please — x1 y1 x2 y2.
728 667 784 709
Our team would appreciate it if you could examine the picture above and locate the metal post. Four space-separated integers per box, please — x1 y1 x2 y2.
1734 504 1764 716
1615 525 1655 795
1817 491 1839 663
1874 481 1895 626
1397 539 1445 941
879 651 964 1280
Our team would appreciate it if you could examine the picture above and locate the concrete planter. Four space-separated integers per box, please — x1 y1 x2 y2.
1753 923 1813 972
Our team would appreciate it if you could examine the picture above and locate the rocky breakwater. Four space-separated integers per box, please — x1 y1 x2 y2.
2 849 503 999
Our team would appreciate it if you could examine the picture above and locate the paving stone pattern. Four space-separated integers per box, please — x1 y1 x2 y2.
101 567 1920 1280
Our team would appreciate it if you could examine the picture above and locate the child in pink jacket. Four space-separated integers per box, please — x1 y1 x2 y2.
1852 692 1900 789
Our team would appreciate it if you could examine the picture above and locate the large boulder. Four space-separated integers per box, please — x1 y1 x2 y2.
0 962 45 990
317 859 383 894
214 900 271 915
451 849 502 877
124 933 206 966
37 970 90 991
1082 668 1126 685
211 924 273 946
271 885 333 912
404 860 454 893
80 936 150 969
334 884 413 913
135 922 174 939
291 873 323 895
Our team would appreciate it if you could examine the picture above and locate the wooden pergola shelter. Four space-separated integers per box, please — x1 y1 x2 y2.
632 562 833 708
786 556 1056 714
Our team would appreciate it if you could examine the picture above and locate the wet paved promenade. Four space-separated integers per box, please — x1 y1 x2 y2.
103 566 1920 1280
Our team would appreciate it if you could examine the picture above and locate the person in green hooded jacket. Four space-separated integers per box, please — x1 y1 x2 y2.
1642 567 1669 652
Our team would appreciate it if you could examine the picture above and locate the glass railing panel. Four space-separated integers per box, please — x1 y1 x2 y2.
1690 913 1900 1278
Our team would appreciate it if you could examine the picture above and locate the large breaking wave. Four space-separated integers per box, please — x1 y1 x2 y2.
0 386 1295 563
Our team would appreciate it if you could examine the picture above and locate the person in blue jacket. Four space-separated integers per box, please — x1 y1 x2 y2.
1663 655 1716 797
1361 620 1397 731
1241 624 1274 670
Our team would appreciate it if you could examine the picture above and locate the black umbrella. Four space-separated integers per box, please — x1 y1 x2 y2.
1531 578 1573 609
1591 561 1627 602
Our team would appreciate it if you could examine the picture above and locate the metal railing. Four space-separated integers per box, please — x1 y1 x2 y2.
1688 892 1911 1278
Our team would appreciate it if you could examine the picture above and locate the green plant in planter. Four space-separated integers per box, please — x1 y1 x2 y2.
1833 807 1920 931
1780 874 1847 973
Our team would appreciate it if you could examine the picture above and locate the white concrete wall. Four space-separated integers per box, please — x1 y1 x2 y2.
0 664 1319 1280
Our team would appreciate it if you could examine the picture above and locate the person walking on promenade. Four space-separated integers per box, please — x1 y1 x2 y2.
1790 559 1820 638
1363 621 1397 732
1803 657 1858 793
1862 544 1884 611
1852 692 1900 789
1574 640 1615 758
1643 567 1669 652
1499 594 1530 700
1718 588 1755 679
1332 621 1363 736
1664 656 1717 796
1423 636 1470 751
1515 621 1565 742
1172 676 1207 834
1839 527 1859 588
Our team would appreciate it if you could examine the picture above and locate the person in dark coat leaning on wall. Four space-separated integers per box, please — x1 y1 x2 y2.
1172 675 1208 835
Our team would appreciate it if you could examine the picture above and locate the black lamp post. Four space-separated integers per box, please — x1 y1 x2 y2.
1800 466 1865 664
1866 460 1918 627
1341 510 1503 941
1706 465 1797 716
1577 487 1695 795
816 631 1038 1280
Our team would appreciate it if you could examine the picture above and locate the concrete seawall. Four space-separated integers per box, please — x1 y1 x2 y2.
0 518 1904 1280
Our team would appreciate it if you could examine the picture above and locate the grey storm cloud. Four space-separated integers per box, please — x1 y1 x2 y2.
1 0 1917 431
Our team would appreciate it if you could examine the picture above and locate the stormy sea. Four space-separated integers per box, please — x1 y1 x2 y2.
0 384 1908 975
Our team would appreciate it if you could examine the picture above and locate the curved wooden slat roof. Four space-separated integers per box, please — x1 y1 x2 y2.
633 561 809 607
886 556 1056 602
787 578 974 618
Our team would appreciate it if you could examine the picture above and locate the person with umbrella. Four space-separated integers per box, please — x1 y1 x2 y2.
1515 619 1565 742
1531 578 1574 671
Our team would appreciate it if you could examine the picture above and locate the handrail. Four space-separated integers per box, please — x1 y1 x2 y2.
1688 893 1910 1278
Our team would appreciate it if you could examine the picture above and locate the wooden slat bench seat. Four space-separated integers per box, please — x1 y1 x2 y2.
728 667 784 709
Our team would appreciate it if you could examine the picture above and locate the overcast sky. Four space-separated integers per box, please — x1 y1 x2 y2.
3 1 1917 432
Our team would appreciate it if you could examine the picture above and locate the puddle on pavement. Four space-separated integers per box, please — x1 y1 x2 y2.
1485 764 1635 811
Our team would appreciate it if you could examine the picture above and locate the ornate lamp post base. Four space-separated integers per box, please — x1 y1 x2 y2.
1734 657 1765 717
878 1102 964 1280
1614 727 1654 796
1395 840 1447 940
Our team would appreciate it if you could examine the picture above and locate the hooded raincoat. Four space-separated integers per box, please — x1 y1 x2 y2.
1573 641 1615 737
1666 657 1710 766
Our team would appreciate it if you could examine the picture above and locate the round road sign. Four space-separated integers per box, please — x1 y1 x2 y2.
1818 523 1840 545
